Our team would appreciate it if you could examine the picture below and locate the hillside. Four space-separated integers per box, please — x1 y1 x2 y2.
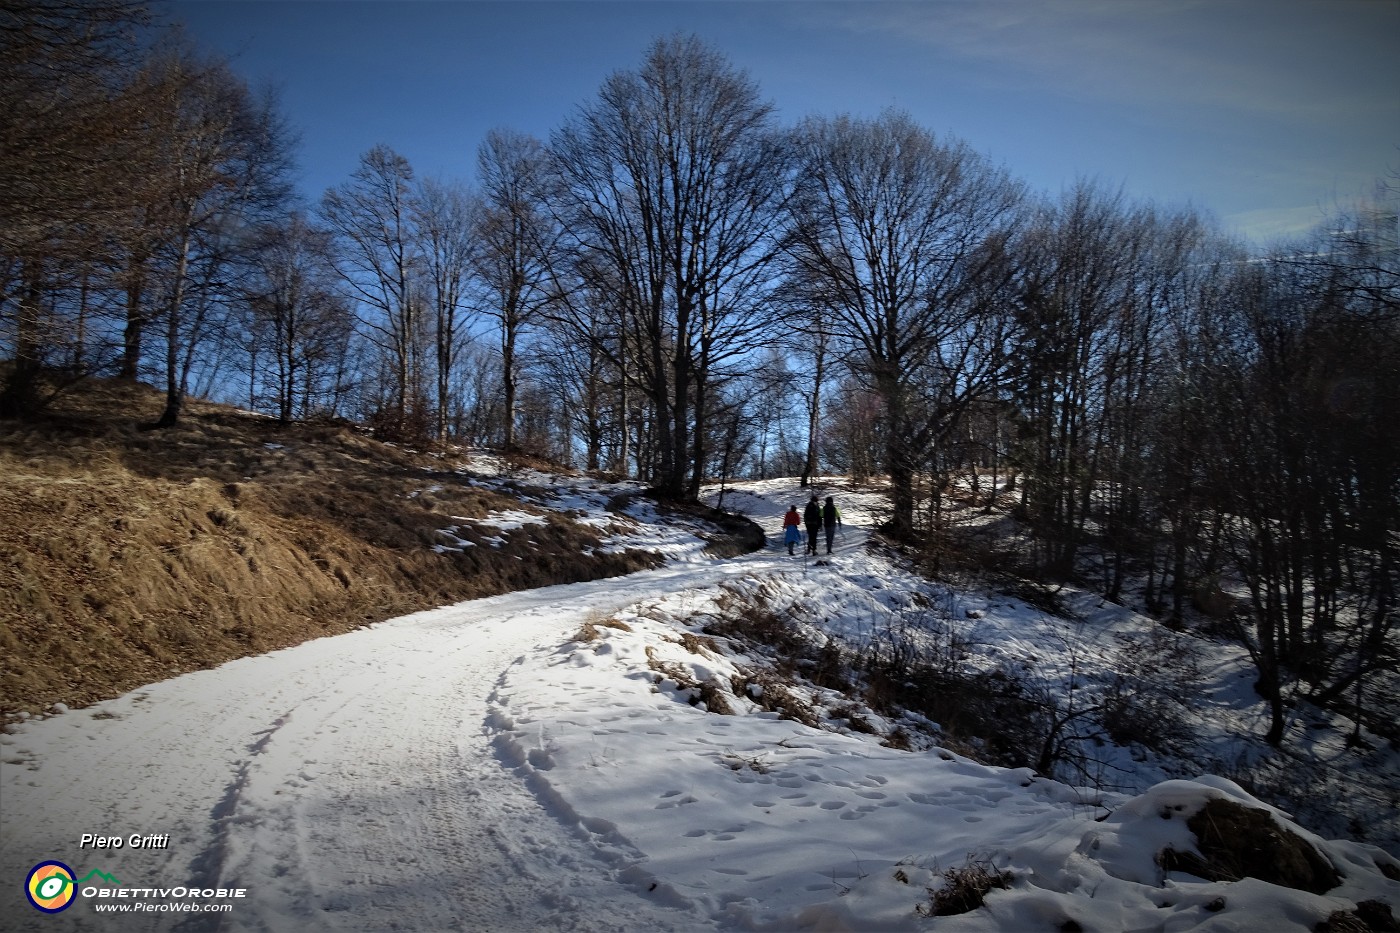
0 380 754 716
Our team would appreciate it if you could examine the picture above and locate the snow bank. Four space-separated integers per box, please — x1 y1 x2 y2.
490 560 1400 931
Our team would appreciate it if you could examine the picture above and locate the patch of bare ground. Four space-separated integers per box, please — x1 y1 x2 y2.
0 379 661 716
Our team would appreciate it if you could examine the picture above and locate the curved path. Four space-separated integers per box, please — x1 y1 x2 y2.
1 566 747 932
2 481 871 931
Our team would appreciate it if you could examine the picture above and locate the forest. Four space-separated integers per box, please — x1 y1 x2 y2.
2 0 1397 753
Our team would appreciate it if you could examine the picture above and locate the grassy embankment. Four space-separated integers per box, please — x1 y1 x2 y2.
0 380 713 716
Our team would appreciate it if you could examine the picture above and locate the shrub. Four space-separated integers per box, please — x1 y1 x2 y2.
1101 624 1203 752
916 858 1014 917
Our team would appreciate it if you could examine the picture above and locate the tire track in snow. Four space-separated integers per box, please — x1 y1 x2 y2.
182 710 296 901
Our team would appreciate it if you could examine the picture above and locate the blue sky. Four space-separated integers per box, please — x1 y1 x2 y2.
166 0 1399 246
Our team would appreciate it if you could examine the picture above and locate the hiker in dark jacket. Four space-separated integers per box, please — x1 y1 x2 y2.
823 496 842 554
803 495 823 555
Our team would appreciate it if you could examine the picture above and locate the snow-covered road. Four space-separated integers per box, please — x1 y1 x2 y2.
2 565 743 932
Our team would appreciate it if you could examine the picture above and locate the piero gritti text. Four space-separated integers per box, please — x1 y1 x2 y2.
80 832 171 850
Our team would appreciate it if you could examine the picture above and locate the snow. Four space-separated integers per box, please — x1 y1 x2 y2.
3 473 1397 931
436 509 551 551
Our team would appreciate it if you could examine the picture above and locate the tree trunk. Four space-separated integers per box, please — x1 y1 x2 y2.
436 325 451 443
502 320 517 449
0 264 44 418
121 264 146 380
887 446 917 540
155 231 193 428
617 354 630 474
688 370 708 501
801 347 824 488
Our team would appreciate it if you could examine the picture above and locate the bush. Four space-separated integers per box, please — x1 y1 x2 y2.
852 607 1042 768
1101 624 1203 753
916 858 1014 917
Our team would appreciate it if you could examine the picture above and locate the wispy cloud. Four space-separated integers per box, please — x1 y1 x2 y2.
1223 204 1333 244
814 0 1398 126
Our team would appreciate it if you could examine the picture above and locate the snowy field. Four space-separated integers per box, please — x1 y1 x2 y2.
3 470 1397 931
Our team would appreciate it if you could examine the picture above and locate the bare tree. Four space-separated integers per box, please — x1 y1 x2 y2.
1009 182 1159 574
413 176 476 443
743 347 804 481
1200 222 1399 746
1091 205 1212 603
321 145 425 438
540 237 645 475
0 0 151 415
531 289 627 471
766 274 831 486
243 211 353 421
786 110 1024 537
0 0 150 263
549 34 786 499
471 128 558 450
824 375 883 485
129 43 293 427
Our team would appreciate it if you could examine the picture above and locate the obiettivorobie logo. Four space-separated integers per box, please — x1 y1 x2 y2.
25 861 75 913
24 859 247 913
25 863 124 913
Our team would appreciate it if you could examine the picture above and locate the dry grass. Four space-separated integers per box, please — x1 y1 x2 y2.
644 645 737 715
0 379 662 716
575 611 635 642
914 858 1015 918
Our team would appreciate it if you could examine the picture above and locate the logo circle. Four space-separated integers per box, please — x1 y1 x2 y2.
25 861 76 913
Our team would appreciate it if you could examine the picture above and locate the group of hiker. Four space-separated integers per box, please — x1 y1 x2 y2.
783 494 842 556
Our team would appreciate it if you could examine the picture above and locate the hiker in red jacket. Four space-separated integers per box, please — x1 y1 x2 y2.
782 505 802 555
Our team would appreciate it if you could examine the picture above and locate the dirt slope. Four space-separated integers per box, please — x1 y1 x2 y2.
1 381 670 716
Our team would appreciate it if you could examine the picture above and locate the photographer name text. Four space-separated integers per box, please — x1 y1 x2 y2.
79 833 171 850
